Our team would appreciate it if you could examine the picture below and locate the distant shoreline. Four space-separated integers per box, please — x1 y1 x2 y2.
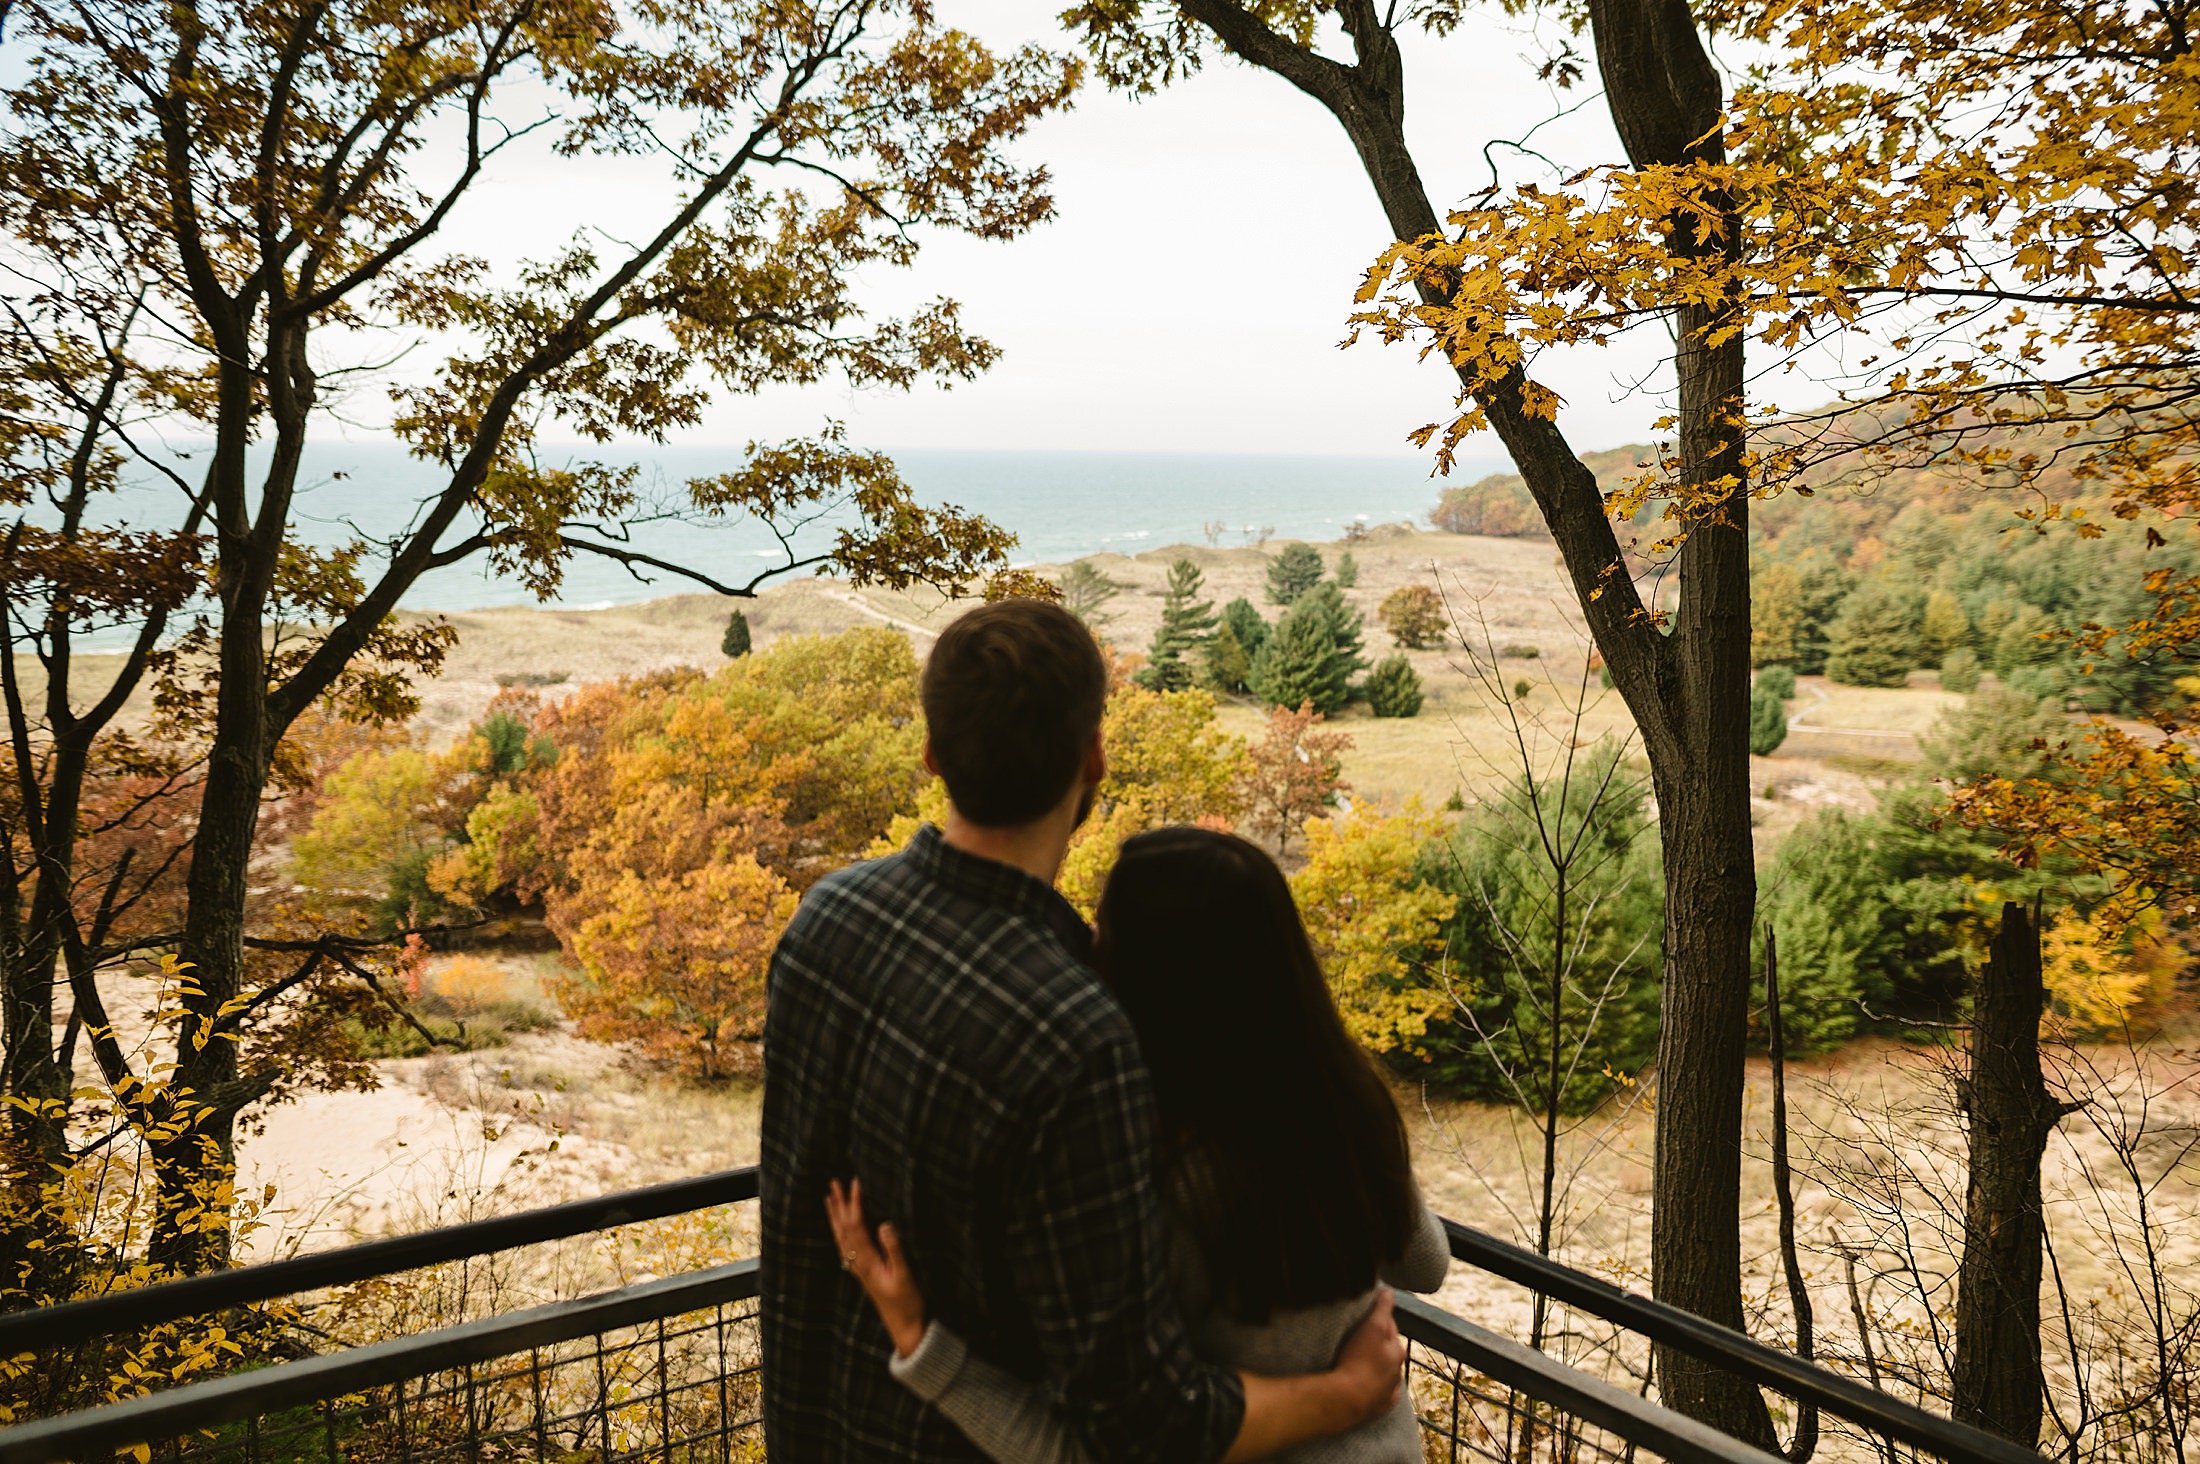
71 447 1499 650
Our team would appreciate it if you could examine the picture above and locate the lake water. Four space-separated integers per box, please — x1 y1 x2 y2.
93 442 1496 633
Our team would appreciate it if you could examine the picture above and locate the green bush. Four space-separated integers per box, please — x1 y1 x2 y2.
1920 687 2071 784
722 610 752 658
1334 552 1359 589
1748 683 1789 755
1755 664 1797 700
1415 744 1663 1113
2004 664 2064 702
1759 779 2081 1028
1364 656 1425 718
1938 647 1981 694
1500 643 1541 660
342 996 558 1059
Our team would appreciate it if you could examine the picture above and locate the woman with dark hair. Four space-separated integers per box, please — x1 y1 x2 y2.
827 827 1448 1463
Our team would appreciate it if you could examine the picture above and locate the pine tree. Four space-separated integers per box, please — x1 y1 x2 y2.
1992 603 2059 678
1135 558 1218 692
1302 580 1367 691
1202 621 1255 694
1222 597 1269 657
1748 683 1788 755
1751 562 1804 668
722 610 752 658
1826 582 1927 688
1266 542 1325 605
1335 551 1359 588
1253 603 1351 713
1365 655 1424 717
1252 581 1364 713
1974 597 2022 653
1922 589 1972 660
1790 553 1856 675
1061 561 1128 627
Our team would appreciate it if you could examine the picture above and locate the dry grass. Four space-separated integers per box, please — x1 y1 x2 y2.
1791 678 1962 737
395 525 1942 832
402 582 879 744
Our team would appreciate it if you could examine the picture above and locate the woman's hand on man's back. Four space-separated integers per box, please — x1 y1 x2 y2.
827 1178 928 1360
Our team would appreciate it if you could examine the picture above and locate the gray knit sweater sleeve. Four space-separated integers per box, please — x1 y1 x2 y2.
889 1322 1092 1464
1382 1194 1451 1294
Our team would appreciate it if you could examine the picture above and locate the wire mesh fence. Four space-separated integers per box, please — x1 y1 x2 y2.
155 1297 762 1464
0 1166 2043 1464
1407 1335 1644 1464
0 1261 763 1464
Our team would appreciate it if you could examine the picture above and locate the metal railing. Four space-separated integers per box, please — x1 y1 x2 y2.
0 1165 2042 1464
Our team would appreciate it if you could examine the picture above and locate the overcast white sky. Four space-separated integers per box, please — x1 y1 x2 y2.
422 5 1706 462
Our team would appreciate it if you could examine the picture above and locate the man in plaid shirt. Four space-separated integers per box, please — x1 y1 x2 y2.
761 600 1404 1462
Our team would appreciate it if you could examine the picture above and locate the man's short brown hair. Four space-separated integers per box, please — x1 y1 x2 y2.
922 600 1108 828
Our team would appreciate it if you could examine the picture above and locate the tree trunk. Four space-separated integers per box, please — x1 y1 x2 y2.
1647 750 1768 1441
1643 288 1767 1445
1952 902 2061 1445
1589 0 1769 1439
149 611 269 1275
1168 0 1770 1439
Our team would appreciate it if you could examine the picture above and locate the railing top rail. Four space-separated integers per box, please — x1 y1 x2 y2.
0 1260 760 1464
0 1166 759 1358
1440 1219 2046 1464
1396 1294 1782 1464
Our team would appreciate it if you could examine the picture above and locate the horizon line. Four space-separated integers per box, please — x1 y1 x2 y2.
145 435 1527 467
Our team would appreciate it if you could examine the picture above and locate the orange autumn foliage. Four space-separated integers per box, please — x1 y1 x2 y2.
520 631 927 1077
564 857 799 1083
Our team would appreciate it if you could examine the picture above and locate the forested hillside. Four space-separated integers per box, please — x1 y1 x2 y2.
1436 425 2200 715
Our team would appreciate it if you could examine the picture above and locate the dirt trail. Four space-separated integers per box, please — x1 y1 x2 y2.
817 588 940 640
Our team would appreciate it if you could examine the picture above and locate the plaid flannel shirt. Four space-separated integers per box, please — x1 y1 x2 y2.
760 824 1245 1463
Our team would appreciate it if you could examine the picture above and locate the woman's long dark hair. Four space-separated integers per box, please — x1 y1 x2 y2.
1094 827 1418 1322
